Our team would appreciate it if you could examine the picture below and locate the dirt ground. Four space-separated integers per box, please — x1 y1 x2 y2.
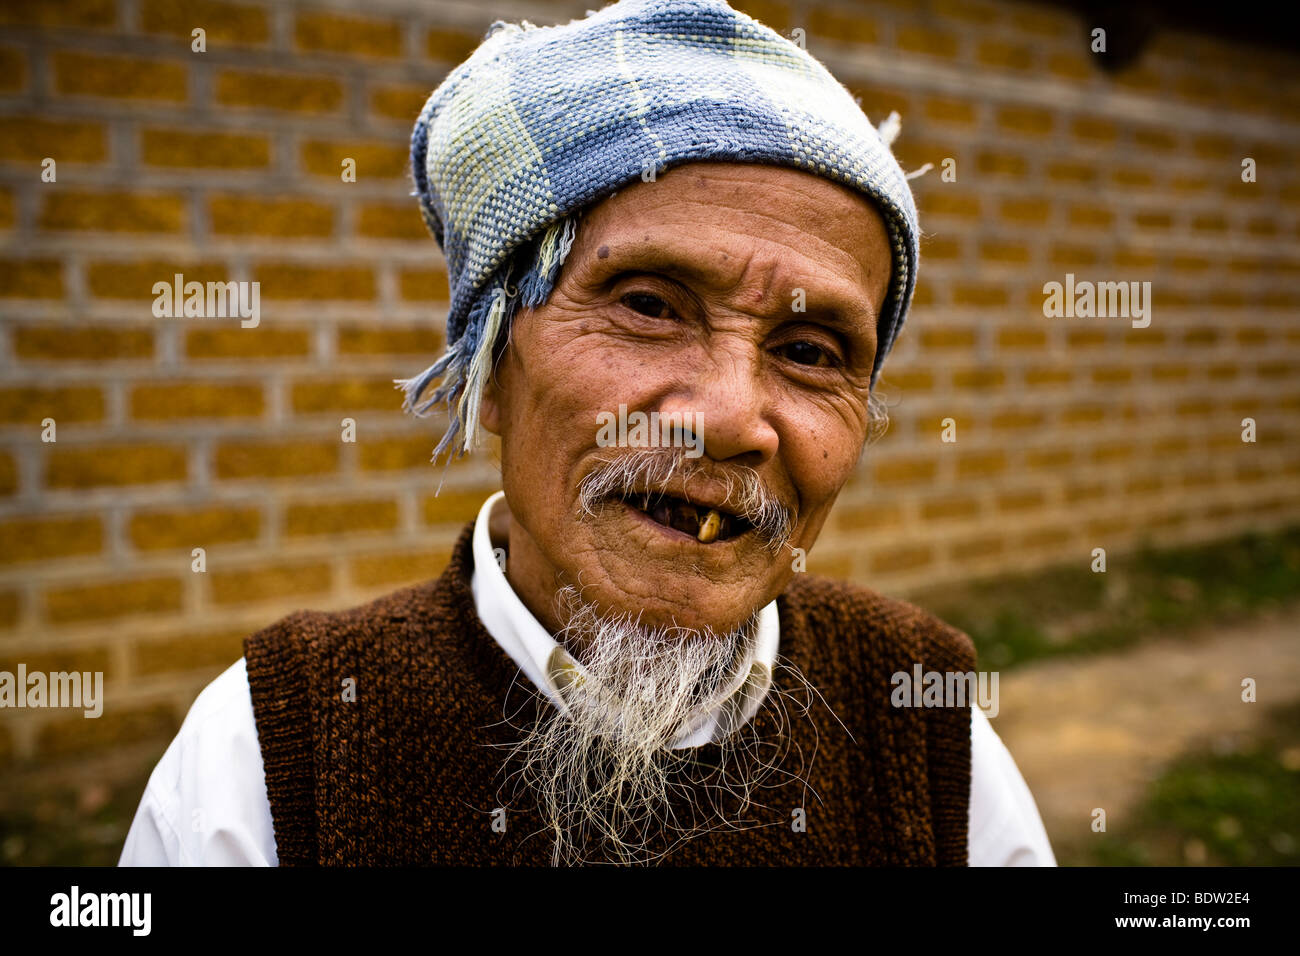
989 603 1300 860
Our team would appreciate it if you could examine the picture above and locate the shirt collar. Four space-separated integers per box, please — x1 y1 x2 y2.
469 490 780 748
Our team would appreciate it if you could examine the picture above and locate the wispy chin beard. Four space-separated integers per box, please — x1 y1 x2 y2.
498 584 798 867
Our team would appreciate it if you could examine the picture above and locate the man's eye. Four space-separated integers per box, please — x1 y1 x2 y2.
778 341 835 367
621 292 675 320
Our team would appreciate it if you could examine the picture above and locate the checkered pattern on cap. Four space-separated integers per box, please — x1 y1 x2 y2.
401 0 920 460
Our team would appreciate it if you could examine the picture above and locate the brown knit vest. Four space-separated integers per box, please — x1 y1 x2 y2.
244 522 976 865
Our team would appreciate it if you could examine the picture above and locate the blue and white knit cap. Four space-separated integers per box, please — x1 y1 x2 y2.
399 0 921 461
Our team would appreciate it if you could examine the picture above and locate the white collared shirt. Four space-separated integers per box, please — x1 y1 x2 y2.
119 494 1056 866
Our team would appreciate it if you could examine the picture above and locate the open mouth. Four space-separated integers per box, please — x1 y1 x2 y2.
619 491 752 543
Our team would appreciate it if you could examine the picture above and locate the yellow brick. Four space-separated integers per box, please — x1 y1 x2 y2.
1135 210 1173 231
1052 243 1099 267
186 327 311 359
999 197 1050 224
13 324 153 360
0 0 115 29
359 436 438 471
950 536 1004 562
209 561 331 604
996 105 1053 136
291 377 401 413
879 368 933 391
731 0 791 32
356 202 428 240
213 440 338 479
1025 447 1073 468
923 191 980 218
1113 166 1154 188
371 85 430 121
47 444 188 488
837 502 903 532
1133 127 1178 152
997 490 1045 512
921 236 961 259
1066 482 1106 503
1068 205 1114 228
1046 160 1096 184
85 258 227 299
921 495 980 520
399 267 447 301
0 515 102 564
846 83 911 118
0 118 107 162
1071 115 1118 142
129 505 261 550
130 383 265 420
41 190 184 233
426 26 486 62
132 629 248 676
997 328 1045 349
976 39 1034 70
423 490 491 525
295 10 404 57
807 6 879 44
38 702 177 759
896 25 959 58
1091 441 1134 463
1045 51 1088 81
956 451 1006 477
991 410 1043 429
300 140 408 179
215 69 343 112
0 47 25 92
977 150 1027 177
350 548 456 589
873 456 937 485
0 647 112 679
980 240 1030 264
951 283 1006 307
254 263 374 300
208 195 335 237
869 543 933 573
0 258 63 298
139 0 269 44
140 128 271 168
952 368 1005 389
338 325 441 355
45 575 183 623
284 499 399 537
0 386 104 424
52 51 187 101
1062 404 1105 424
920 327 975 349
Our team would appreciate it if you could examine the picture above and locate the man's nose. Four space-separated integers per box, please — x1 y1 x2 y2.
659 347 779 464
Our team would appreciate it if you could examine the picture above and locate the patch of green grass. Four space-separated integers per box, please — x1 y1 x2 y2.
0 760 155 866
1067 701 1300 866
911 524 1300 670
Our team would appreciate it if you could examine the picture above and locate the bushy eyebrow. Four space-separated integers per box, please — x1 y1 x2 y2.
589 241 880 338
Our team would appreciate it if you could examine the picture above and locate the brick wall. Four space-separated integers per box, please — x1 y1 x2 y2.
1 0 1297 795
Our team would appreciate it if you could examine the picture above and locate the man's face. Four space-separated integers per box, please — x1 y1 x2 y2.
480 161 894 635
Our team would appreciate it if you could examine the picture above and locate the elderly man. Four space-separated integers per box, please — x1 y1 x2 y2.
120 0 1053 866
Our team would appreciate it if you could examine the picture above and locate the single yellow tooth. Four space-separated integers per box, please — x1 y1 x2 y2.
697 508 722 543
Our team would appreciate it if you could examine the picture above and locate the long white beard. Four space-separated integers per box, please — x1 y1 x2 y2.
498 585 817 866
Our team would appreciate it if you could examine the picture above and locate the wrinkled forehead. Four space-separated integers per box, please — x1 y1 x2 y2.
569 161 895 320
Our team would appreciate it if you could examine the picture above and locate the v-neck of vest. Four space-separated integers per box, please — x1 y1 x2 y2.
434 520 810 762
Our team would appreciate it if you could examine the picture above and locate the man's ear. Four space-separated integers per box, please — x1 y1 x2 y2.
479 375 503 436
